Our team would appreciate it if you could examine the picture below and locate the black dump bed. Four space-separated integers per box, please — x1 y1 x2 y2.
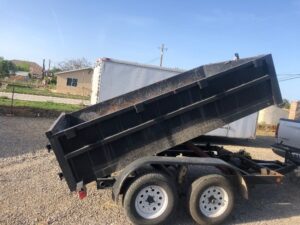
46 54 282 191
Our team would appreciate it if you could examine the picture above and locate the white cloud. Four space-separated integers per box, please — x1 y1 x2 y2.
50 8 65 47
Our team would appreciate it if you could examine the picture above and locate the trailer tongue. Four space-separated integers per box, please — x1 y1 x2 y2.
46 54 298 225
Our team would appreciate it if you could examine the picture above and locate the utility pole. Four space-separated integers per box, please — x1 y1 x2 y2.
48 59 51 76
159 44 167 67
42 59 45 79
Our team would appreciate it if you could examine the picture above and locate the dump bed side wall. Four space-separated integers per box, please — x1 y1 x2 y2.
95 58 259 139
47 55 282 191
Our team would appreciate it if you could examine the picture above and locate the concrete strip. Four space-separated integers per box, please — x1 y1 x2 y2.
0 92 90 105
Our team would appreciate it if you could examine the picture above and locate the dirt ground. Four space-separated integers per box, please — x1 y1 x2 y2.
0 116 300 225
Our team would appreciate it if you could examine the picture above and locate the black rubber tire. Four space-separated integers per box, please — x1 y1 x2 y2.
123 172 177 225
188 174 234 225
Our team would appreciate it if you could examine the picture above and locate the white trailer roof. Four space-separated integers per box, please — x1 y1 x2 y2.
96 57 185 73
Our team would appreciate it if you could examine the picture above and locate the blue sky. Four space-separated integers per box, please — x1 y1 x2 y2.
0 0 300 100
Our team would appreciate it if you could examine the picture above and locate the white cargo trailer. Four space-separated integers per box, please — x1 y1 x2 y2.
91 58 258 139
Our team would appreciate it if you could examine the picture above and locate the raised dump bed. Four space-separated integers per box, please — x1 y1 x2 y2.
46 54 282 191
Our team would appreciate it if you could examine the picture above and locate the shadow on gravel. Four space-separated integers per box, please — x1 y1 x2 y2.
0 116 55 158
231 181 300 224
195 135 275 149
171 179 300 225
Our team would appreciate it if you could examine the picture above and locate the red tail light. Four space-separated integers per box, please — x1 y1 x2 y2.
78 189 87 200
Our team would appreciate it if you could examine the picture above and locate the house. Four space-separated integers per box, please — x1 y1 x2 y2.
55 67 93 97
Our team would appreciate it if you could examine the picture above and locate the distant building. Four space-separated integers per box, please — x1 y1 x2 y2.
258 105 289 125
11 60 43 78
10 71 30 81
289 101 300 120
55 67 93 97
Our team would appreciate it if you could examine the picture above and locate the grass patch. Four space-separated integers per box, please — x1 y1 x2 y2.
2 84 89 100
0 98 84 112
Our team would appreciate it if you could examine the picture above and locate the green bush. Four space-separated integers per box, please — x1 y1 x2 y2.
16 62 30 72
0 58 16 77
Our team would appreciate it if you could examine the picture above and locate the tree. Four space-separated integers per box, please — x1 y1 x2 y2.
16 62 30 72
280 99 290 109
0 57 16 77
57 57 91 71
47 67 61 84
50 67 62 74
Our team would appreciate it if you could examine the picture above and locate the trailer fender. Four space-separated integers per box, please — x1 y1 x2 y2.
112 156 248 202
236 172 248 199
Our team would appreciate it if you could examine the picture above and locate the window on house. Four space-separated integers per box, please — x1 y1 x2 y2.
72 78 78 87
66 78 72 86
66 78 78 87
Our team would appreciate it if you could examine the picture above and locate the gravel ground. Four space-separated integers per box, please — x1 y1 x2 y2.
1 116 300 225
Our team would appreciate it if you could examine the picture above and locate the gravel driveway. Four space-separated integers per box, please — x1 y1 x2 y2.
0 116 300 225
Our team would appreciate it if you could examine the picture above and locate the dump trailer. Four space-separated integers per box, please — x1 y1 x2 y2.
46 54 300 225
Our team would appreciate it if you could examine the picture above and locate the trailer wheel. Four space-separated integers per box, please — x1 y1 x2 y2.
188 174 234 225
123 172 177 225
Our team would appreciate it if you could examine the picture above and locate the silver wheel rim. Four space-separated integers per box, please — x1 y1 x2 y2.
135 185 169 219
199 186 229 218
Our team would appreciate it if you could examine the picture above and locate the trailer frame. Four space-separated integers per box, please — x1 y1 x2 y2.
90 142 297 203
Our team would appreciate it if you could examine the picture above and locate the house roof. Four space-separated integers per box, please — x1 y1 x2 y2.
55 67 93 75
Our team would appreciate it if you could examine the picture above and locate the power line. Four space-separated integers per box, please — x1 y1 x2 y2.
144 57 160 64
276 73 300 82
279 76 300 82
278 73 300 77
